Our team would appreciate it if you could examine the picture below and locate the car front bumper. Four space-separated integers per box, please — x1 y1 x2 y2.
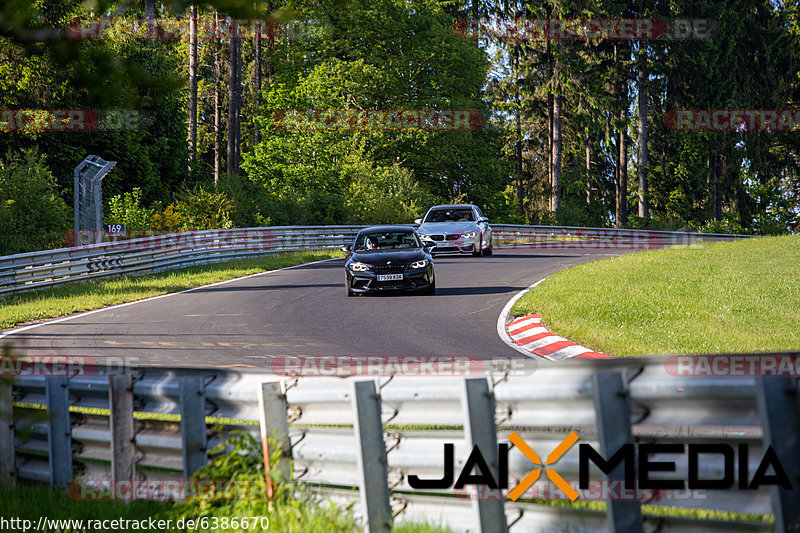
346 266 434 293
421 236 479 254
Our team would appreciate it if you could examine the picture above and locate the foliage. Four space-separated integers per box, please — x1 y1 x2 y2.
1 0 799 258
345 158 439 224
0 149 70 255
168 430 358 532
150 203 184 231
174 186 234 230
105 187 153 230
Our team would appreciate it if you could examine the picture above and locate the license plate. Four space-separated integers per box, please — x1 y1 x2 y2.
377 274 403 281
436 242 452 247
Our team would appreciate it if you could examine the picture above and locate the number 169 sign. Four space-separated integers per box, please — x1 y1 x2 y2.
103 224 126 236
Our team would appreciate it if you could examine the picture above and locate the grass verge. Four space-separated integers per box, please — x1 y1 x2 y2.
511 235 800 356
0 250 343 330
0 430 453 533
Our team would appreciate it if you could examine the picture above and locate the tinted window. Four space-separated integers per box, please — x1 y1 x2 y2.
355 231 420 251
424 209 475 223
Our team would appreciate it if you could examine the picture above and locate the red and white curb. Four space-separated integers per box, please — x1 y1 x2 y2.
506 314 609 360
496 278 610 361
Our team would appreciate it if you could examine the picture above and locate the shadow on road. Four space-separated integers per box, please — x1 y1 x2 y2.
357 285 524 297
193 283 340 293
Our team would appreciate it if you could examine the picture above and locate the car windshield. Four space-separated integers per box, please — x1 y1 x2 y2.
354 231 421 251
424 209 474 223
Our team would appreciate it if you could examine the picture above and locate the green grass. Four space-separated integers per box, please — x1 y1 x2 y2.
0 482 454 532
511 235 800 356
0 250 343 330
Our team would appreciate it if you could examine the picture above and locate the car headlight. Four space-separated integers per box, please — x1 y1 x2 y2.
409 259 429 269
462 231 477 239
349 262 371 272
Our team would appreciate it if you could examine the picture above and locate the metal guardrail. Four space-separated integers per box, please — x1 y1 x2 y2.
490 224 748 250
2 359 796 532
0 224 748 296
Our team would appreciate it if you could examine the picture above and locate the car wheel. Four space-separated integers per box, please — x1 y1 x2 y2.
423 280 436 295
472 238 484 257
472 240 484 257
485 244 493 256
346 280 355 297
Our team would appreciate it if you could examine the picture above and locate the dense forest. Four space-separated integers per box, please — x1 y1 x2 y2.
1 0 799 255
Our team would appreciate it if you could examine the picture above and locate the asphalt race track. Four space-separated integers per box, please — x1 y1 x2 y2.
2 249 623 367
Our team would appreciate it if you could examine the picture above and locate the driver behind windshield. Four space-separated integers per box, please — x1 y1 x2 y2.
427 209 473 223
356 232 419 251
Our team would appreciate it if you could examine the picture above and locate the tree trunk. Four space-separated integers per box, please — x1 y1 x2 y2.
636 0 649 218
585 127 591 204
711 154 722 220
546 38 553 204
617 107 628 227
614 43 628 228
551 93 562 213
214 11 222 186
254 31 262 145
550 43 562 213
227 37 242 176
514 45 523 217
144 0 155 38
188 5 198 163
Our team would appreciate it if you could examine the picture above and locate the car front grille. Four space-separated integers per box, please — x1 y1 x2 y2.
447 234 461 241
429 235 445 241
372 264 406 275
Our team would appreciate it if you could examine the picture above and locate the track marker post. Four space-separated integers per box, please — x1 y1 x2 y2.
592 371 644 533
462 377 507 532
0 377 15 483
352 380 392 532
46 376 72 488
179 377 207 479
756 377 800 531
257 381 291 499
109 375 136 483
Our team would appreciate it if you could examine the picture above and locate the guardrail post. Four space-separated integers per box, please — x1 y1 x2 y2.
109 375 136 482
756 377 800 532
46 376 72 488
352 380 392 533
0 377 14 483
462 378 507 533
179 377 207 479
592 372 643 533
258 381 291 498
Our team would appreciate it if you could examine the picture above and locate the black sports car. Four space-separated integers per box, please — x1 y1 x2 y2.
342 226 436 296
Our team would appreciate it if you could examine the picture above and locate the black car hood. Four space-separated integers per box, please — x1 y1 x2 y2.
351 249 427 264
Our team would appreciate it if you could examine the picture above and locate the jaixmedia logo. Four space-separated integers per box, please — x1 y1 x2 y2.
408 433 791 501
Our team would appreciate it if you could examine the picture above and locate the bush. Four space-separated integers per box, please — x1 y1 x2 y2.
345 159 439 225
168 431 357 532
0 149 70 255
174 186 234 230
693 218 750 235
105 187 154 230
149 203 184 232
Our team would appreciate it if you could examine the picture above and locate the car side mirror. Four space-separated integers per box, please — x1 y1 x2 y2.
478 217 489 223
424 242 435 250
340 244 352 252
414 218 423 224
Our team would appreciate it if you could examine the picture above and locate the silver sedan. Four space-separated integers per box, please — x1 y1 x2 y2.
414 204 493 257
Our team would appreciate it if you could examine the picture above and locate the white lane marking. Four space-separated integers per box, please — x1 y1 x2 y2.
183 314 244 317
495 278 548 359
0 257 343 339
